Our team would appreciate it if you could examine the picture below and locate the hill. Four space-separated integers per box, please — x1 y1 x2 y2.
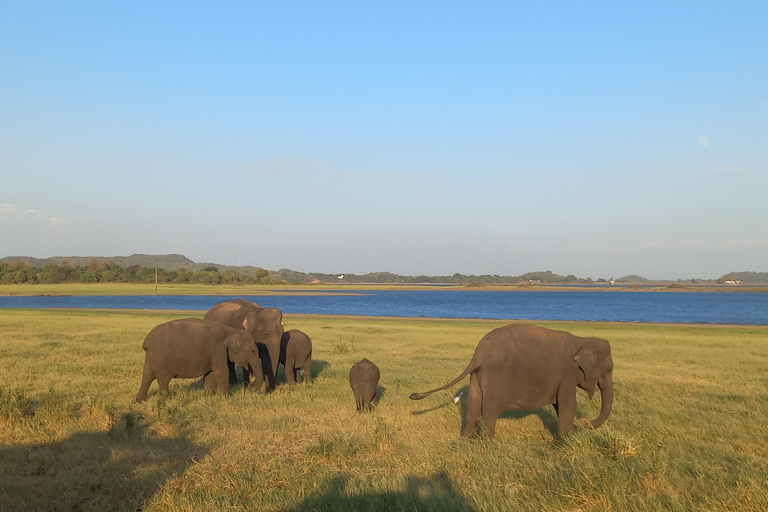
2 254 765 285
0 253 263 274
718 271 768 284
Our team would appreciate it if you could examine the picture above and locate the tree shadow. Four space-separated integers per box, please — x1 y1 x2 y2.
0 415 208 511
278 471 476 512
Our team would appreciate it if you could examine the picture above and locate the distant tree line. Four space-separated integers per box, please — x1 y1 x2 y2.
2 254 762 285
0 259 277 285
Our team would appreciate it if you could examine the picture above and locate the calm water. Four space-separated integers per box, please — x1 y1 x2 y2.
1 291 767 325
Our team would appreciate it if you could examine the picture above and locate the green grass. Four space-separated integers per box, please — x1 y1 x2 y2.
1 310 767 511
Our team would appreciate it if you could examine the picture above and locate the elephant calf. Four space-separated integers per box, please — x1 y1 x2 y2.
410 324 614 440
136 318 258 402
280 330 313 385
349 359 379 412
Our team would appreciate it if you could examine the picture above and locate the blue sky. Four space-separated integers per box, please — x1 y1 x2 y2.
1 2 766 280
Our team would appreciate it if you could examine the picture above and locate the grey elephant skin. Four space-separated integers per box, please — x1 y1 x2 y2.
349 359 379 412
136 318 258 402
204 299 284 390
280 330 313 385
410 324 614 439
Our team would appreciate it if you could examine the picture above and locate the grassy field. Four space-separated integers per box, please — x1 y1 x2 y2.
1 309 767 511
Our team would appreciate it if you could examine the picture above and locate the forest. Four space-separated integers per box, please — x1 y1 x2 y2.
0 259 272 285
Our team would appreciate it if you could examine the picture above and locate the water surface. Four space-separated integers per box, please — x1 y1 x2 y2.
1 290 766 325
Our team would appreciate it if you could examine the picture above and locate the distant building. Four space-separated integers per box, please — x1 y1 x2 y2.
725 280 742 285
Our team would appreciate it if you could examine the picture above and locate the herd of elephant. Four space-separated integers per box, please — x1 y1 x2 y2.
136 298 614 440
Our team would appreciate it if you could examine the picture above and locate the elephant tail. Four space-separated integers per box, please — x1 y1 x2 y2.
409 361 476 400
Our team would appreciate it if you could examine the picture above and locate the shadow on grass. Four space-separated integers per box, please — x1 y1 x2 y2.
310 359 330 379
375 385 386 405
279 471 476 512
0 416 208 511
411 385 468 417
410 385 560 438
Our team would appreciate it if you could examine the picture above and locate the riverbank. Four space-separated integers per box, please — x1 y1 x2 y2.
2 282 767 296
1 310 766 511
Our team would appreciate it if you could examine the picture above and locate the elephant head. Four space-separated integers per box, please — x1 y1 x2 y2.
225 330 259 368
243 307 284 390
573 338 614 428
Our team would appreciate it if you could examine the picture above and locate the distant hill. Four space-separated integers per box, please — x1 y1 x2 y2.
616 275 650 283
0 253 264 274
719 271 768 284
3 253 765 284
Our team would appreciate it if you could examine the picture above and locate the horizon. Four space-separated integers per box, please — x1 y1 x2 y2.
1 252 761 282
2 3 766 281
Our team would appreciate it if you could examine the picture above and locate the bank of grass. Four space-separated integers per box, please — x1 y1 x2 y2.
3 282 768 296
1 310 767 511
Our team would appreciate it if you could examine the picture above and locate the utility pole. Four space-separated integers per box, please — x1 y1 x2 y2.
155 259 159 295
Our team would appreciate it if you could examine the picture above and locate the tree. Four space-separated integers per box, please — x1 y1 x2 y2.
221 270 241 284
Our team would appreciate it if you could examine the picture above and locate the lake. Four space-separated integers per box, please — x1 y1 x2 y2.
1 290 767 325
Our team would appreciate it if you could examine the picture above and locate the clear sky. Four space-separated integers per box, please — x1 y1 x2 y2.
1 2 766 280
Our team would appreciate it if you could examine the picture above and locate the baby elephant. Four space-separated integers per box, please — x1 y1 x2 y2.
280 330 313 385
349 359 380 412
136 318 258 402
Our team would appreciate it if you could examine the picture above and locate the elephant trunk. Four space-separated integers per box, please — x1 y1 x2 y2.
264 335 281 390
590 374 613 429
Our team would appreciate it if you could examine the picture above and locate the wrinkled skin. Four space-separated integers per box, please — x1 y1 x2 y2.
279 330 313 385
410 324 614 439
204 299 283 390
136 318 258 402
349 359 379 412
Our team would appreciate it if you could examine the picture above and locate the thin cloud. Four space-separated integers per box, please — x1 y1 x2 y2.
0 202 66 226
241 156 326 176
239 156 433 186
710 165 753 177
697 135 709 147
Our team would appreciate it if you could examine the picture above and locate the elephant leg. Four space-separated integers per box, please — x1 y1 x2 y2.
241 364 251 388
213 362 230 395
203 371 217 394
461 373 482 438
136 362 155 402
482 402 505 440
285 354 296 386
555 387 577 437
303 357 312 383
227 360 238 385
157 376 171 394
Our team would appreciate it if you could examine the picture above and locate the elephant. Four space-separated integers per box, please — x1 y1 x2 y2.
280 330 313 385
349 359 379 412
204 299 284 390
136 318 258 402
409 324 614 439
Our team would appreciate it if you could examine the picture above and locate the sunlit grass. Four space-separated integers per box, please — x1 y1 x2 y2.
1 310 767 511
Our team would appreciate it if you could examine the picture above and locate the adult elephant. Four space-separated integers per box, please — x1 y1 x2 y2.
410 324 614 440
136 318 258 402
204 299 283 390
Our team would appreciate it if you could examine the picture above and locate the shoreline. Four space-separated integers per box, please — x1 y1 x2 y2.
2 282 768 296
4 307 767 329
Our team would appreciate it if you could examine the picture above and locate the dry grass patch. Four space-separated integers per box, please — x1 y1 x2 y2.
1 310 767 511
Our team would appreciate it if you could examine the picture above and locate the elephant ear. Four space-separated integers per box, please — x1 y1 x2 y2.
574 342 599 384
242 312 256 333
